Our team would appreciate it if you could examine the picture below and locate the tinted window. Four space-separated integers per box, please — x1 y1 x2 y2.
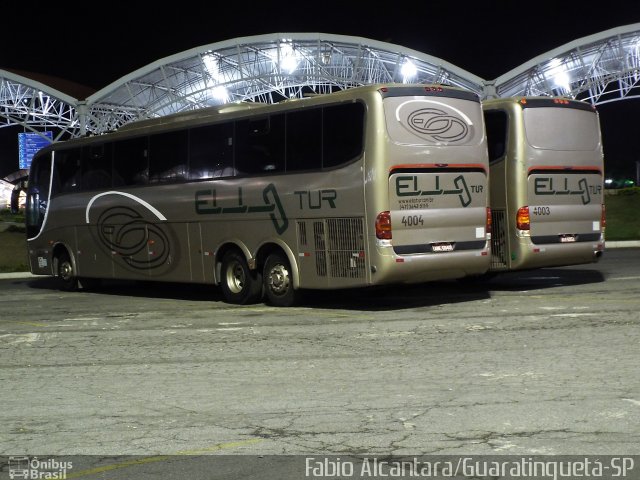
323 102 365 168
484 110 508 163
82 143 113 190
149 130 188 183
54 148 82 195
114 137 149 185
236 114 285 174
287 108 322 171
189 122 234 179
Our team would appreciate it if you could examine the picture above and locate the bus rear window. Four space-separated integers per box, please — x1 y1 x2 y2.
523 108 600 151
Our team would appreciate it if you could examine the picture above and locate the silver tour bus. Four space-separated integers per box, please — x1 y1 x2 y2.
24 83 491 306
483 96 605 273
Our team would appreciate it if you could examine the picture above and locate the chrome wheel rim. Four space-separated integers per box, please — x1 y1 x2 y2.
59 261 73 281
226 260 245 294
267 264 290 295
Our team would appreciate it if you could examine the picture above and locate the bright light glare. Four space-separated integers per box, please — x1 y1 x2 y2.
549 58 570 91
401 60 417 81
278 42 299 74
212 86 229 102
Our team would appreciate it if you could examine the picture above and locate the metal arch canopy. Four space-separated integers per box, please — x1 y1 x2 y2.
4 28 640 140
0 69 81 140
490 22 640 104
84 32 486 134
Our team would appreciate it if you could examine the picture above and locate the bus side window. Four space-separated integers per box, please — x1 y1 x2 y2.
82 143 113 190
286 108 322 171
323 103 365 169
484 110 508 163
149 130 188 183
236 114 285 175
54 148 82 195
189 122 234 179
114 137 149 186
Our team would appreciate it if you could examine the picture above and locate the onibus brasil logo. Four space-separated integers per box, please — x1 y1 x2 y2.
8 456 73 479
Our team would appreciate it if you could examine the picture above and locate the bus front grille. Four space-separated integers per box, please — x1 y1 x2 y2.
490 209 508 270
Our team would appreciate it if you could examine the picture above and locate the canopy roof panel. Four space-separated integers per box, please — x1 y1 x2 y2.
84 33 485 133
492 23 640 104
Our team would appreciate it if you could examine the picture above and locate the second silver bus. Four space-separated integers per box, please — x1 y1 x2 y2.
483 96 605 273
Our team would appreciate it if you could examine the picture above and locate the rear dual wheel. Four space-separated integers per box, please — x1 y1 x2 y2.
220 251 263 304
220 250 300 307
263 252 299 307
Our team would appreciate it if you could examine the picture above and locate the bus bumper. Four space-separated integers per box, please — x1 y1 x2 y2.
505 238 604 271
370 244 491 285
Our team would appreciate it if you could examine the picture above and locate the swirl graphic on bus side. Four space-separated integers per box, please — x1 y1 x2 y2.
96 206 170 270
407 108 469 142
86 191 172 272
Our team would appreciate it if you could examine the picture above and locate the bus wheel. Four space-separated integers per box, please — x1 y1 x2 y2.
220 251 262 304
56 251 79 291
263 252 299 307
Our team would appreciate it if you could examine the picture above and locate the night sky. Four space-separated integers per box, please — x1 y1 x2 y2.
1 2 640 179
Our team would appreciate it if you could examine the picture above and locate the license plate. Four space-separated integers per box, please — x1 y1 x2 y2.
559 235 576 243
432 243 454 252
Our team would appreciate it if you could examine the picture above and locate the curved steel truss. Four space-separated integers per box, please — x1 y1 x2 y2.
492 23 640 104
0 71 80 139
2 26 640 139
84 33 484 133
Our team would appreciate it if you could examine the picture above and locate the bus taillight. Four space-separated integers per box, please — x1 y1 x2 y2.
516 206 530 230
375 211 392 239
486 207 492 235
601 204 606 229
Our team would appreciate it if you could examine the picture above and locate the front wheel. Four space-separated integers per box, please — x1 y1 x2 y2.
263 252 299 307
56 250 79 291
220 251 263 304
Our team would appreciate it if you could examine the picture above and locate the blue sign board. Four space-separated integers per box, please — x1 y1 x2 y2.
18 131 53 169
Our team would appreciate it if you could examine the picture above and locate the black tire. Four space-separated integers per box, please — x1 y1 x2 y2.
220 250 263 304
263 252 299 307
56 250 79 291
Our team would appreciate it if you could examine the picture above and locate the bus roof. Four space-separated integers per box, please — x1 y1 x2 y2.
41 83 479 153
118 101 270 133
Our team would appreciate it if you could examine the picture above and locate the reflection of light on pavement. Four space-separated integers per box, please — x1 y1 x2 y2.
0 333 40 344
